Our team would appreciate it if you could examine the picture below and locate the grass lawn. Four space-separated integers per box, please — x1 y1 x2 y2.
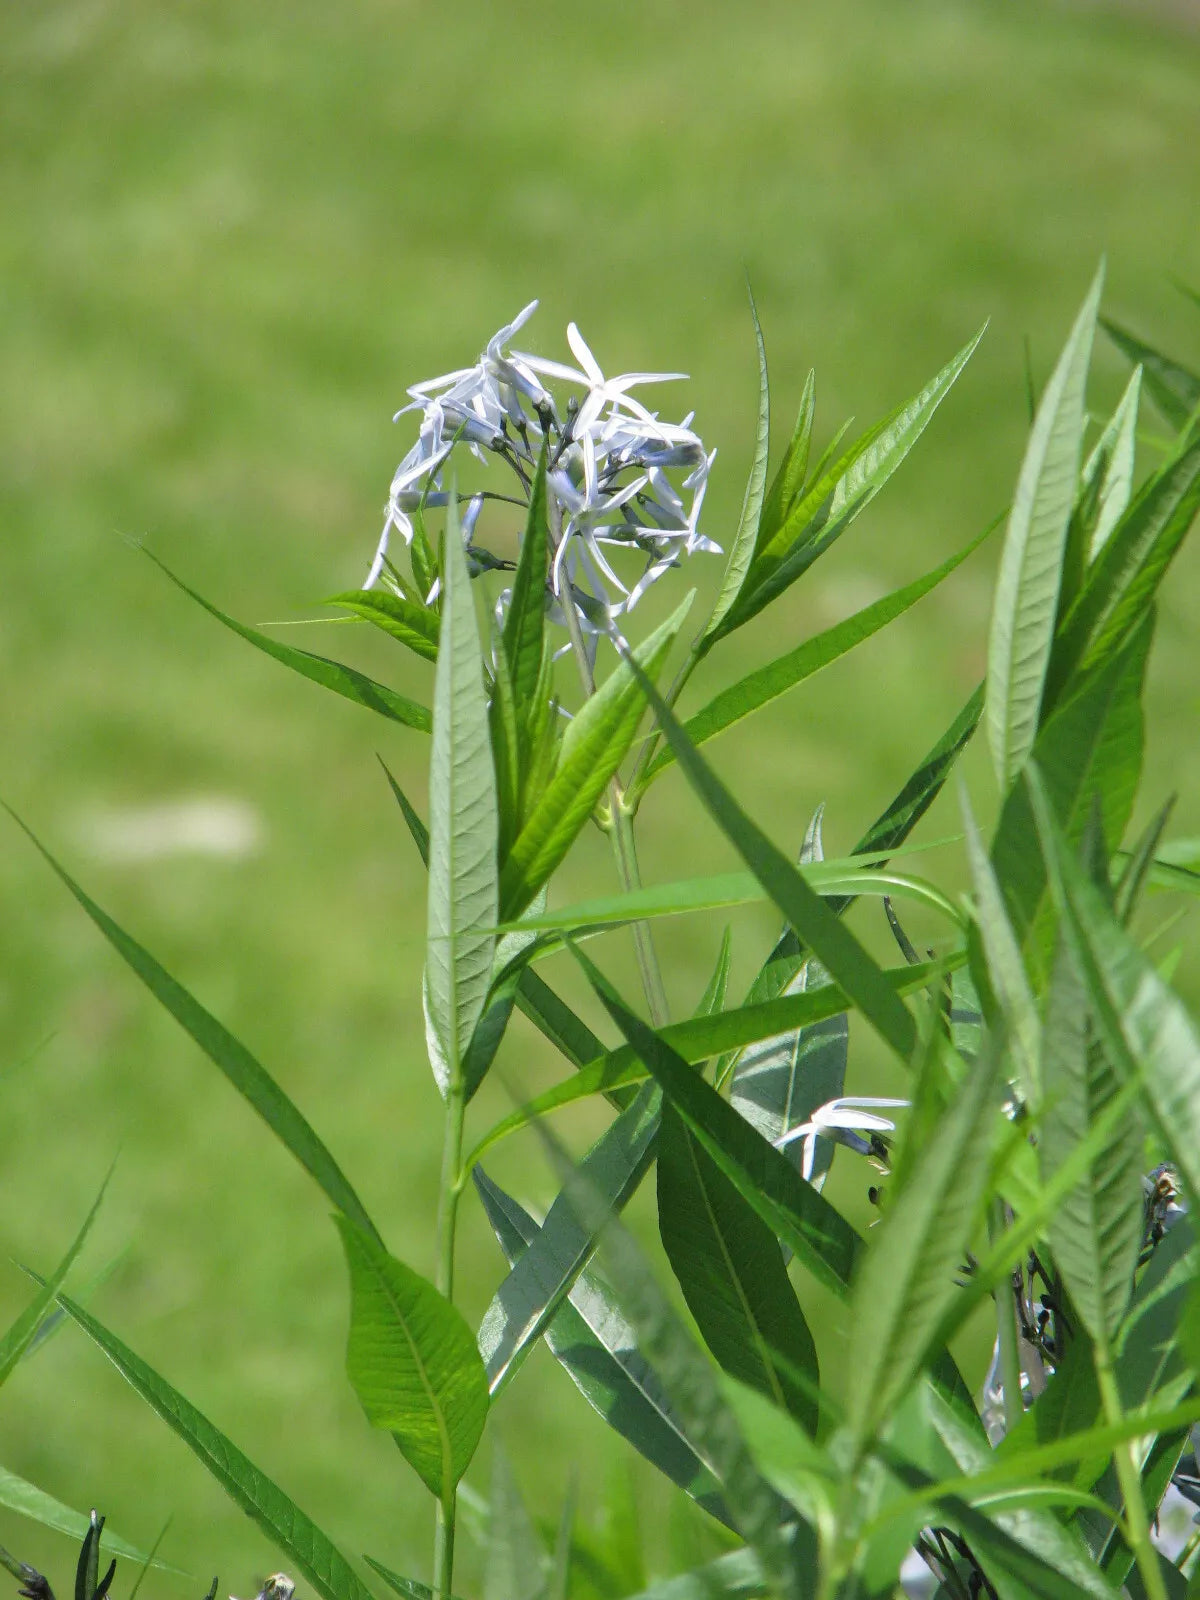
1 0 1199 1591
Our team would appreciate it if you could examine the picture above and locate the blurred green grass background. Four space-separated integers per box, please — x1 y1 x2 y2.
2 0 1199 1591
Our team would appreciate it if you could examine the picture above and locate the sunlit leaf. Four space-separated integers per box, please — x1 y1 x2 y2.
1101 317 1200 431
473 1169 730 1524
336 1218 488 1499
142 548 431 731
704 290 770 642
647 524 990 787
4 809 380 1244
325 589 439 662
659 1102 820 1432
56 1295 378 1600
986 265 1102 791
425 495 499 1088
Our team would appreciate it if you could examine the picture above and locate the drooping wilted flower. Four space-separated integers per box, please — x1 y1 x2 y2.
365 301 719 644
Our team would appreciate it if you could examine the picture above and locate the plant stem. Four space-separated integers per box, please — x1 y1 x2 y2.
609 779 669 1027
624 640 702 808
1095 1350 1168 1600
544 492 670 1025
432 1078 466 1600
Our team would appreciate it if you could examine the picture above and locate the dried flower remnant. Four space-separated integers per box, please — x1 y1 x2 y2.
365 301 719 646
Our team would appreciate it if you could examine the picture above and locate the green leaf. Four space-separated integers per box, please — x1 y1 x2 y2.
484 1441 547 1600
718 1377 836 1531
1101 317 1200 431
465 956 956 1175
845 1037 1000 1445
142 548 431 732
616 1551 765 1600
523 1129 808 1600
625 660 920 1063
703 290 770 642
0 1171 108 1391
478 1084 662 1397
696 927 733 1017
378 759 430 865
0 1467 160 1568
658 1104 820 1432
1084 364 1142 561
574 947 861 1298
335 1218 487 1500
362 1557 462 1600
502 858 963 936
1050 430 1200 701
1027 768 1200 1209
488 628 522 862
55 1295 379 1600
472 1169 730 1525
991 617 1152 967
852 686 984 865
986 264 1103 791
1039 938 1143 1347
3 809 381 1245
498 594 692 920
425 495 500 1087
730 809 847 1188
502 442 550 727
713 327 984 642
961 789 1039 1104
757 370 816 557
645 524 990 787
325 590 440 662
511 968 605 1073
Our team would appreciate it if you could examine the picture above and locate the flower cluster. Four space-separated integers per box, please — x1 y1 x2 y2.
366 301 719 647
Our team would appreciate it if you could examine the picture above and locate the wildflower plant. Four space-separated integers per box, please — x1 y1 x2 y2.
8 270 1200 1600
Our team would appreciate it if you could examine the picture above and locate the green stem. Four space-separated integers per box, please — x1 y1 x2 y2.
625 640 702 810
1095 1350 1168 1600
990 1204 1024 1435
432 1079 466 1600
609 780 669 1027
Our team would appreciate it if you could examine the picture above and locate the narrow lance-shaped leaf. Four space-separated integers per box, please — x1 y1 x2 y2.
499 593 693 920
1026 766 1200 1208
731 807 847 1187
658 1103 821 1433
325 590 439 663
961 788 1039 1105
1101 317 1200 430
622 653 919 1062
466 955 957 1176
336 1218 488 1500
1039 936 1144 1348
713 327 984 642
986 264 1103 791
0 1169 110 1391
0 1468 160 1568
3 808 381 1244
54 1295 379 1600
524 1117 810 1600
1085 364 1142 561
425 493 500 1088
573 945 862 1297
644 523 991 788
502 442 550 725
703 289 770 642
845 1036 1000 1446
373 768 612 1087
478 1083 662 1396
141 548 431 731
756 369 816 556
473 1168 731 1525
1049 430 1200 703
